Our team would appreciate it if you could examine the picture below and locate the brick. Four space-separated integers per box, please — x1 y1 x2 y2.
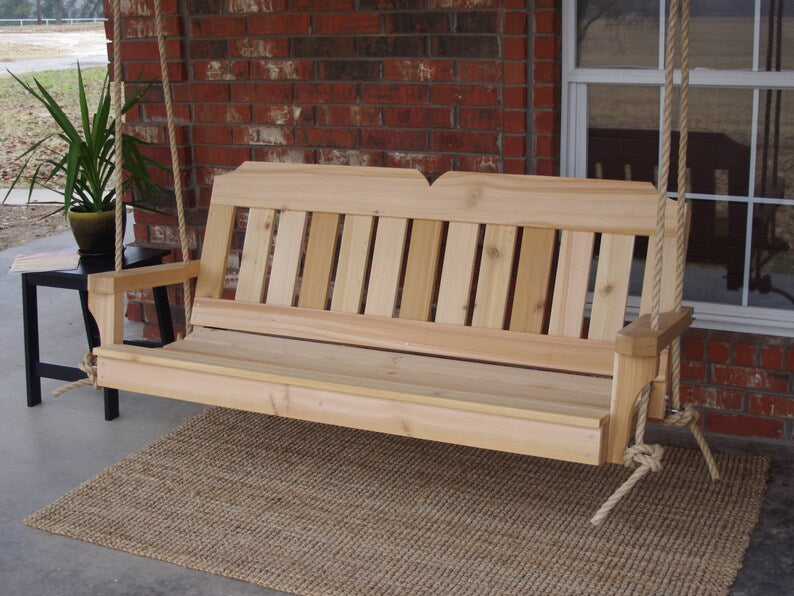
459 107 500 130
456 60 502 82
433 130 498 153
385 152 453 176
504 86 527 108
787 348 794 372
383 106 452 128
733 339 758 367
712 365 789 392
294 83 357 103
316 105 382 127
189 39 227 60
185 0 222 13
318 60 381 81
142 102 191 124
682 328 708 361
193 60 249 81
503 158 525 174
317 149 382 166
361 84 428 104
429 36 499 58
504 62 527 84
708 412 785 440
125 61 186 82
314 13 380 34
504 111 527 133
249 14 311 35
122 39 183 62
358 0 424 8
230 38 290 58
533 35 559 60
749 393 794 418
458 154 501 173
383 12 450 34
429 0 498 7
504 134 526 157
680 361 707 382
196 166 234 186
125 301 143 322
534 134 558 158
361 128 429 151
133 223 149 243
232 125 293 145
532 85 559 109
194 145 251 166
504 37 527 59
251 59 313 80
533 110 558 133
173 82 230 102
504 11 528 34
227 0 286 13
357 36 427 57
384 59 454 82
533 10 559 34
680 385 744 410
250 147 314 163
433 84 499 106
193 124 233 145
706 335 732 363
291 37 357 57
194 103 251 124
192 17 247 38
534 158 557 176
295 127 358 148
455 11 498 33
230 82 292 102
253 104 313 125
288 0 353 9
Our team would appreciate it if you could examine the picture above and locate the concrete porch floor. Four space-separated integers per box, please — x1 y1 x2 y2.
0 231 791 595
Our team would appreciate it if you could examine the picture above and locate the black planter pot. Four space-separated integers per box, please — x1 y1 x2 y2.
67 209 126 257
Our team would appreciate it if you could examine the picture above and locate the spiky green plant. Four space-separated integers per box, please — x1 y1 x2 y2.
2 63 167 215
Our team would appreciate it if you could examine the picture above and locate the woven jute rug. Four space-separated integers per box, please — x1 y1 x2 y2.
26 408 768 595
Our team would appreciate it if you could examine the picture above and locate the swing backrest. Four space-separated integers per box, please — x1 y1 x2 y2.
190 162 682 376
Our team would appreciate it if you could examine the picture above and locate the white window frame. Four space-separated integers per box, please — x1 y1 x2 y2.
561 0 794 337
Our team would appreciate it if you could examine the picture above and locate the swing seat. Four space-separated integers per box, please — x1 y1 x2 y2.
88 162 692 466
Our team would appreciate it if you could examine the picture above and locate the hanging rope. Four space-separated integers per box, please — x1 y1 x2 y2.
592 0 717 524
153 0 193 334
54 0 192 396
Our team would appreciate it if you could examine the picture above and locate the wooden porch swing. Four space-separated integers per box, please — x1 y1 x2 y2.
79 0 719 524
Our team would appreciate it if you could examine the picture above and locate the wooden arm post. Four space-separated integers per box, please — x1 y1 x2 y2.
607 353 659 464
88 261 200 347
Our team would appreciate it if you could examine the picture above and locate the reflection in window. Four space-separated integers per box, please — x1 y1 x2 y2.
760 0 794 71
685 0 755 70
577 1 658 67
756 91 793 200
750 205 794 307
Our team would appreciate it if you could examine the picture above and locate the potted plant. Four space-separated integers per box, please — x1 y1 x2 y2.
2 65 166 256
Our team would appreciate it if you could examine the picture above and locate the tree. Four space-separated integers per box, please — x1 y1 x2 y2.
0 0 33 19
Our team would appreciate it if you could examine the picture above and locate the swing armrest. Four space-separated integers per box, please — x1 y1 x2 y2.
614 307 693 358
88 261 201 295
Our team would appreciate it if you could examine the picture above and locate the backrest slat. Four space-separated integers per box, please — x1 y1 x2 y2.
195 203 236 300
589 234 635 340
548 231 595 338
399 219 443 321
471 225 517 329
298 212 340 309
235 208 275 303
265 210 308 306
435 222 480 325
509 228 556 333
330 215 374 313
364 217 408 317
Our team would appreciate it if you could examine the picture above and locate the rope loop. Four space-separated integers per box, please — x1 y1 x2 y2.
52 353 98 397
622 442 664 472
664 403 699 427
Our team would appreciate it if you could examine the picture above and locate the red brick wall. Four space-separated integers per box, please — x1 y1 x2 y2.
106 1 793 445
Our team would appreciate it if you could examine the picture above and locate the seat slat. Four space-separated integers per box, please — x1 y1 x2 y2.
435 222 480 325
195 203 236 299
589 233 635 340
510 228 556 333
400 219 443 321
265 210 308 306
548 230 595 338
235 208 275 303
191 297 615 375
331 215 374 313
364 217 408 317
471 224 517 329
298 212 340 309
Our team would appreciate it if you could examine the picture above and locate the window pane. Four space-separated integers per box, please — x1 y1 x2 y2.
671 88 753 197
749 204 794 308
587 85 659 183
577 1 659 68
685 199 747 305
760 0 794 71
755 90 794 200
684 1 755 69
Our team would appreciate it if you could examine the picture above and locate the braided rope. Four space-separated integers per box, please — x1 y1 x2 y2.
112 0 123 273
153 0 193 334
52 353 98 397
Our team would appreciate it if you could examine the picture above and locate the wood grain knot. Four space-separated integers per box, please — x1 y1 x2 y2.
487 246 499 258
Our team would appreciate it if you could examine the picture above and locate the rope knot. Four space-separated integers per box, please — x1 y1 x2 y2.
623 443 664 472
664 403 699 427
52 352 98 397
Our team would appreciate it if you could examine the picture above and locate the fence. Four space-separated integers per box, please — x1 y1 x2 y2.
0 18 104 26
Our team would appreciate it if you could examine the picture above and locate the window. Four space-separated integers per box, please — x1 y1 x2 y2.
562 0 794 335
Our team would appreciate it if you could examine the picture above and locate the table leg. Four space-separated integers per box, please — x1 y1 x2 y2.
22 276 41 407
153 285 174 344
79 290 119 421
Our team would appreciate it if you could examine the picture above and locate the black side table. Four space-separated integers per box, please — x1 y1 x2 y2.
22 247 175 420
